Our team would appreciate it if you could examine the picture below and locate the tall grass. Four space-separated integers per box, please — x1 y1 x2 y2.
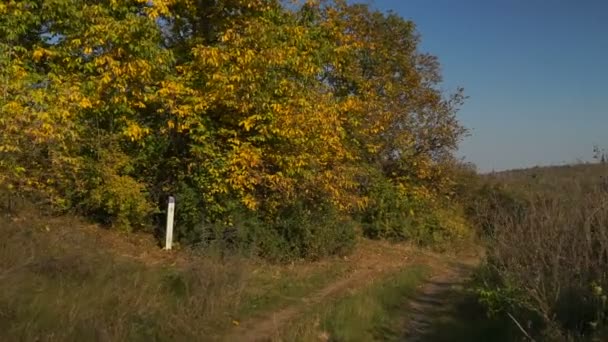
0 213 249 341
0 203 369 341
471 164 608 340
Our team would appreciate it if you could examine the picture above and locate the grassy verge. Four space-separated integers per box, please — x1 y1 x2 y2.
238 260 349 319
277 265 429 341
1 215 248 341
3 207 491 341
0 211 353 341
275 262 518 342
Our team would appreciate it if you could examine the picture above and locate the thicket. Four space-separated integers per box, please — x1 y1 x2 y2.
0 0 466 259
467 166 608 341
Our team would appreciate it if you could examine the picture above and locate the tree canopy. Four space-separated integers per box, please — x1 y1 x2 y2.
1 0 466 258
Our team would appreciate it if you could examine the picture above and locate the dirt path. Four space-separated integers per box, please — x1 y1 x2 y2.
223 243 481 342
402 257 479 341
223 242 422 342
225 264 391 341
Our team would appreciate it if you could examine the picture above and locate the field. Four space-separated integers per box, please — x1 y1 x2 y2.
0 204 471 341
469 163 608 341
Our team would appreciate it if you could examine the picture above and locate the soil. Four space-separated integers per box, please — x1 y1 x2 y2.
401 256 479 341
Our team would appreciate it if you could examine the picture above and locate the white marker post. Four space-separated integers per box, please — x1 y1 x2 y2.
165 196 175 250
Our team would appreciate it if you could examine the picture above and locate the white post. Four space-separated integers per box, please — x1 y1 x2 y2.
165 196 175 250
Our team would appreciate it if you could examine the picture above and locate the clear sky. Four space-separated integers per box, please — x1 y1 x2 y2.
365 0 608 172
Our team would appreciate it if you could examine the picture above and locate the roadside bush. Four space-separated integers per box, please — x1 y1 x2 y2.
86 173 154 232
408 207 472 247
170 193 356 262
359 172 472 246
171 181 212 246
463 181 529 237
269 199 357 261
212 198 358 262
82 152 154 232
360 175 414 241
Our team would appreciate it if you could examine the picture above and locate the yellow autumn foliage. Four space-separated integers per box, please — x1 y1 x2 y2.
0 0 467 254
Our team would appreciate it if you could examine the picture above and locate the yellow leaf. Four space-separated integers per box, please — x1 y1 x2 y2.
32 48 45 61
79 98 93 109
242 195 258 210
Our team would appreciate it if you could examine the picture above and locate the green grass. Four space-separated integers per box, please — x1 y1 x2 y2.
238 261 349 318
277 265 521 342
278 265 429 341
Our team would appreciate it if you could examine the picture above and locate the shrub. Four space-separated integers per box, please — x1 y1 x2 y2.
409 207 472 247
86 173 154 231
171 181 208 246
219 198 358 262
463 181 528 237
359 172 472 246
170 194 356 262
269 199 357 261
359 175 414 241
82 152 154 232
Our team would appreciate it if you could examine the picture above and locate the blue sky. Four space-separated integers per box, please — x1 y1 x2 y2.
365 0 608 171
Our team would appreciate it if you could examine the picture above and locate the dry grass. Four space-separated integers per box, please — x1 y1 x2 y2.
0 172 486 342
0 210 252 341
475 163 608 340
1 202 440 341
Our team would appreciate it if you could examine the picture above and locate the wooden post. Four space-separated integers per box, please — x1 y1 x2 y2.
165 196 175 250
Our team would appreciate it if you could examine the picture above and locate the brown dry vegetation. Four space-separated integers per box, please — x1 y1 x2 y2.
469 163 608 341
1 201 452 341
0 207 249 341
6 162 608 342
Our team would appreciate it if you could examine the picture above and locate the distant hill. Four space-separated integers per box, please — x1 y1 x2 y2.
484 162 608 195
